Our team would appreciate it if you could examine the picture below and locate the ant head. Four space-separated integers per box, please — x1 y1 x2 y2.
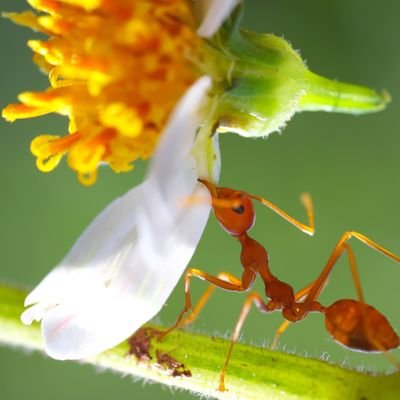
199 179 255 236
213 188 255 236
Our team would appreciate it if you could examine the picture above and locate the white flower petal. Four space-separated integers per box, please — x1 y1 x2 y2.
22 76 219 360
23 183 145 308
138 76 212 262
196 0 240 38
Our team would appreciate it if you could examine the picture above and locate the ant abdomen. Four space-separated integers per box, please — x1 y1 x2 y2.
324 299 399 352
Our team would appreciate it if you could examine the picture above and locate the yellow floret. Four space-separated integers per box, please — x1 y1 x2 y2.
3 0 200 185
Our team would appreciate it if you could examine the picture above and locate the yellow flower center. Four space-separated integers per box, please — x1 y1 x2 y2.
3 0 201 185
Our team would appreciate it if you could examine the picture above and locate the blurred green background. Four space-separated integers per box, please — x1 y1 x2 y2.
1 0 400 398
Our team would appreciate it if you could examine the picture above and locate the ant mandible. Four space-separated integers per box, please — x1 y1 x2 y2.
164 179 400 391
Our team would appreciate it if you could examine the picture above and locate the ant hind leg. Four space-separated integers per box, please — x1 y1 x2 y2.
315 237 400 365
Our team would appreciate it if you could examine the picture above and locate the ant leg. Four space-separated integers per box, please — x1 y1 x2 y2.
343 243 365 303
303 231 400 306
270 240 367 349
300 232 400 360
270 280 315 350
219 292 267 392
341 244 400 368
270 320 290 351
161 267 256 338
180 272 242 328
382 350 400 370
271 231 400 349
247 192 315 236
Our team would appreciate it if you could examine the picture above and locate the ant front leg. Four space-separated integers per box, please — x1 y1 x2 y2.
161 267 256 338
180 272 242 328
248 191 315 236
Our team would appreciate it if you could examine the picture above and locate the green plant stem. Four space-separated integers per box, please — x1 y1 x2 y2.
0 284 399 399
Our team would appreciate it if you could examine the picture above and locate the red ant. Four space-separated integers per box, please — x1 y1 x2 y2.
164 178 400 391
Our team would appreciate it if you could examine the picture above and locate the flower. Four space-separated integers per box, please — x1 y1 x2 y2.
3 0 387 186
21 76 220 360
18 0 240 360
2 0 237 185
10 0 390 361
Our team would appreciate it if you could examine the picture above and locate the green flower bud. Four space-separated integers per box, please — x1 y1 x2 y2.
208 5 389 137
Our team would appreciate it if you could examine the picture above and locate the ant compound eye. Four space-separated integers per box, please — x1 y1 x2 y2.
230 192 246 214
232 204 245 214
